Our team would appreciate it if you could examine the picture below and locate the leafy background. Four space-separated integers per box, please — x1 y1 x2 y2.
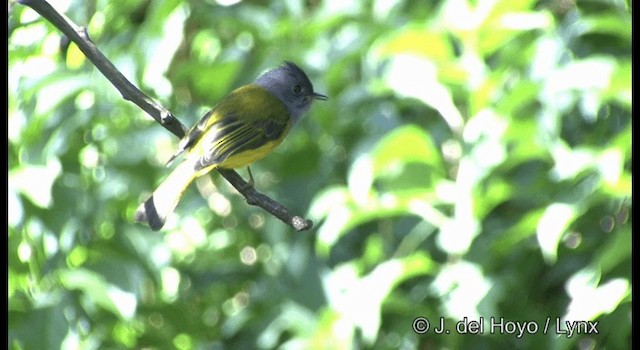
9 0 631 349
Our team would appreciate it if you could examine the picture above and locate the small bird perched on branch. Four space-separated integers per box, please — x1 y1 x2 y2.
135 61 327 231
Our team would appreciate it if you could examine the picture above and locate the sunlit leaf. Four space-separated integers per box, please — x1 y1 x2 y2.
431 260 492 320
382 55 464 131
9 159 62 208
373 27 453 62
564 267 630 322
314 189 435 257
371 124 443 178
59 268 137 320
323 253 434 343
580 14 631 42
536 203 578 264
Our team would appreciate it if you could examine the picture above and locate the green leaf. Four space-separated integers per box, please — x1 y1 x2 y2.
536 203 578 264
564 267 630 321
314 188 436 257
9 159 62 208
322 253 434 343
371 125 443 178
59 268 137 320
373 27 454 62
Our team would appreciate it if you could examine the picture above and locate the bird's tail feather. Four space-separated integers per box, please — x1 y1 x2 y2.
135 160 198 231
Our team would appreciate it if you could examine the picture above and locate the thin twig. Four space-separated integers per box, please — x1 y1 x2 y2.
217 169 313 231
18 0 313 231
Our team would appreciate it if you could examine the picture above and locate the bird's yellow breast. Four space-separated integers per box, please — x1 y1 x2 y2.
216 138 285 169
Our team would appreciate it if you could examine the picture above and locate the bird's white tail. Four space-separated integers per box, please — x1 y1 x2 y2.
135 160 198 231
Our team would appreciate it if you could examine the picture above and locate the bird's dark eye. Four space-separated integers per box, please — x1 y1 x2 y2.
292 85 303 95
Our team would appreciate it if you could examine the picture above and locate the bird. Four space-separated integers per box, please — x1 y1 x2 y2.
135 61 327 231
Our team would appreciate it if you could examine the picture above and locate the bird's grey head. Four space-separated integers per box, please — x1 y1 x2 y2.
255 61 327 124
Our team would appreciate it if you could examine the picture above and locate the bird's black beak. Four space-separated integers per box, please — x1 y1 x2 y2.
312 92 328 101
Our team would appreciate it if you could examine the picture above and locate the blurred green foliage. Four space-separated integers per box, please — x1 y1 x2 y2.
9 0 630 349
